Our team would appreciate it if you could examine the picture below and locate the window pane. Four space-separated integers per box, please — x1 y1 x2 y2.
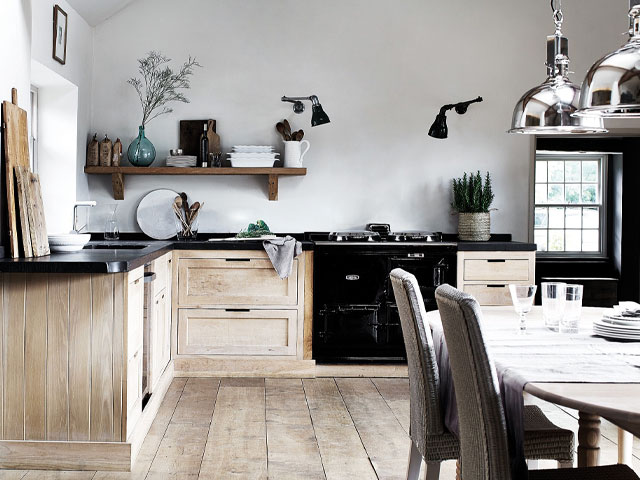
565 161 581 182
548 184 564 203
583 207 599 229
535 184 548 204
549 230 565 251
583 230 599 252
565 184 580 204
549 207 564 228
534 207 548 228
536 161 547 183
566 230 581 251
581 184 597 204
534 230 548 252
565 207 581 228
582 161 598 182
549 161 564 182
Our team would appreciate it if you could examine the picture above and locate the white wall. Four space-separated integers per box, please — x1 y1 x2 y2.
90 0 630 239
31 0 93 226
0 0 32 110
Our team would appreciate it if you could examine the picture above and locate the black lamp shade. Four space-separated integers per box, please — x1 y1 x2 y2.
428 113 448 139
311 104 330 127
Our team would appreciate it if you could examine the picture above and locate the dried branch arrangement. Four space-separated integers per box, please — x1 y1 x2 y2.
128 51 201 127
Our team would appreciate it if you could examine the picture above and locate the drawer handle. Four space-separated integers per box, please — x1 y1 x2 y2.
487 259 506 263
225 258 251 262
225 308 250 312
487 284 506 288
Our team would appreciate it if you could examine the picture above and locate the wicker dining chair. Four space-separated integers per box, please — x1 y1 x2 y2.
435 283 639 480
390 270 574 480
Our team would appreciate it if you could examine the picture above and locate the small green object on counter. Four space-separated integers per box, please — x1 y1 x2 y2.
236 220 272 238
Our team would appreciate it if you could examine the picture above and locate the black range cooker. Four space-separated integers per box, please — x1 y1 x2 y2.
308 224 457 363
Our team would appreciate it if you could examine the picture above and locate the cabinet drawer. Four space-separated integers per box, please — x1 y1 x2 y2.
177 308 297 356
127 274 144 357
126 347 143 436
464 259 529 282
463 284 512 306
178 258 297 306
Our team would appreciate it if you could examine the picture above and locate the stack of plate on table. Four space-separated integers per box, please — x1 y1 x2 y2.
228 146 278 167
593 302 640 341
166 155 197 167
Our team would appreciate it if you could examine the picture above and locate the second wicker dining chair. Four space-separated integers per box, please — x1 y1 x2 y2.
390 269 574 480
435 283 638 480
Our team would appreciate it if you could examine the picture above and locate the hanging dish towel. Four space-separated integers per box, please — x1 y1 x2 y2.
263 236 302 279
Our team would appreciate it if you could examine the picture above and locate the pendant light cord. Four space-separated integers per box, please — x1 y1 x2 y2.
551 0 563 34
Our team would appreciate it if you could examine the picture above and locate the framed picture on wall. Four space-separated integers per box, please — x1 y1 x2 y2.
52 5 68 65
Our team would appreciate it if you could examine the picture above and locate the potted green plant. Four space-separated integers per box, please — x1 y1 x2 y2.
452 171 495 241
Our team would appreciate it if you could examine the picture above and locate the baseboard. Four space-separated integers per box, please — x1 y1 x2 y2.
314 363 409 378
0 440 131 471
174 357 316 377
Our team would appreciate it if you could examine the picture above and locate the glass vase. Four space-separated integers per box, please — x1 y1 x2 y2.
127 125 156 167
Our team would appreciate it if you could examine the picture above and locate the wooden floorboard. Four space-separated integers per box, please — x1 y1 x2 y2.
336 378 410 480
265 378 326 479
303 378 377 480
0 377 637 479
199 378 267 480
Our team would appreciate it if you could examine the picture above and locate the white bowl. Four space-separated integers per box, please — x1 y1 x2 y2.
233 145 274 153
48 233 91 252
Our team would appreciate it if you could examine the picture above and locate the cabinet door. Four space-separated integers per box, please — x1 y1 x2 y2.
127 273 144 358
178 308 297 356
149 289 169 392
126 346 143 438
178 258 297 306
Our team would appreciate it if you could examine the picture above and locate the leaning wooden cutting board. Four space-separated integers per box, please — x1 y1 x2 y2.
2 88 31 258
25 172 49 257
179 119 217 157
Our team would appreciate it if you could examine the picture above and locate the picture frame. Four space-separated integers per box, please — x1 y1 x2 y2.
52 5 68 65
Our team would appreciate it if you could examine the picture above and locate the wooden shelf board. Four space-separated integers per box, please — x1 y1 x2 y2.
84 166 306 176
83 166 306 201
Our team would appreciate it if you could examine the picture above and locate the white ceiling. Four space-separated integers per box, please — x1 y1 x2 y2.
66 0 136 26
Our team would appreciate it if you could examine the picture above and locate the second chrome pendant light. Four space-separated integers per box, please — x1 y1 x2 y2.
508 0 607 134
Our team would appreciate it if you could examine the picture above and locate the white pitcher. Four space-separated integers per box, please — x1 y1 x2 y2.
283 140 310 168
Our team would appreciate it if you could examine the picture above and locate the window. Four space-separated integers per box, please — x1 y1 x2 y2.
29 86 38 172
533 152 606 256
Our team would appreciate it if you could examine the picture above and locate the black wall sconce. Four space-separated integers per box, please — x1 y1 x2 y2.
428 96 483 139
281 95 330 127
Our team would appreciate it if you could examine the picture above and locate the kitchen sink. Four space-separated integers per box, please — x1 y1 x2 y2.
83 244 150 250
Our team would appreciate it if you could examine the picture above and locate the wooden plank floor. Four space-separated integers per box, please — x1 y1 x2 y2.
1 377 638 479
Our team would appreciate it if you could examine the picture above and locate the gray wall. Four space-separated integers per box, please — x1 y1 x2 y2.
89 0 629 238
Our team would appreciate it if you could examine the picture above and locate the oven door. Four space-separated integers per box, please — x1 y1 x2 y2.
388 254 454 311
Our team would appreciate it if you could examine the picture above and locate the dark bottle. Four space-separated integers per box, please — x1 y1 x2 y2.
199 123 209 167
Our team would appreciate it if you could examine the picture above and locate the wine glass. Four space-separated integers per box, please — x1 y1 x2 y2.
509 284 537 335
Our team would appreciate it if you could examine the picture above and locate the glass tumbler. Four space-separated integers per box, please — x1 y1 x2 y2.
541 282 566 332
560 284 584 334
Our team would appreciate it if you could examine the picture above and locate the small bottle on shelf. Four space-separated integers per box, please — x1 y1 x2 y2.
199 123 209 168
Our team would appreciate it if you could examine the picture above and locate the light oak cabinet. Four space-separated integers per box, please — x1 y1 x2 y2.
146 253 172 394
126 268 144 438
456 250 536 306
172 250 314 377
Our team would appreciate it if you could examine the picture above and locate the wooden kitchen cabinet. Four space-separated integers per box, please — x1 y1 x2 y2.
126 268 145 437
456 250 536 306
172 250 314 377
146 253 172 394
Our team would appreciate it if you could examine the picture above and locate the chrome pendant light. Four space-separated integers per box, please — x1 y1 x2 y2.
509 0 607 134
575 1 640 118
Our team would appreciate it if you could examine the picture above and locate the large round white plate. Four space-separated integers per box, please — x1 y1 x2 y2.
136 189 180 240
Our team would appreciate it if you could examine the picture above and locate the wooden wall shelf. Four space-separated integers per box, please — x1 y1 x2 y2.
84 166 307 201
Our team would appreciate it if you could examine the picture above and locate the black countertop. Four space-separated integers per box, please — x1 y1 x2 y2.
0 233 534 274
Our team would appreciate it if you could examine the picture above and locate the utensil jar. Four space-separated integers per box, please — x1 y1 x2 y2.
283 140 310 168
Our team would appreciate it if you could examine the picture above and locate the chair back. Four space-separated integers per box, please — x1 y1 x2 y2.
434 284 511 480
390 268 444 457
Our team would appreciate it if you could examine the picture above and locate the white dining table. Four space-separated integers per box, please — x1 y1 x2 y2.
425 305 640 468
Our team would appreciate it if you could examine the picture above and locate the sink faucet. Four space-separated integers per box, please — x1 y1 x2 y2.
73 201 97 233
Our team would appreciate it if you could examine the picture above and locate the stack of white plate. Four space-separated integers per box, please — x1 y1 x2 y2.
166 155 197 167
593 307 640 340
228 146 278 167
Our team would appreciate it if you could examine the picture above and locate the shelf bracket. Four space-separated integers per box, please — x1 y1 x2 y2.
112 173 124 200
268 174 278 201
